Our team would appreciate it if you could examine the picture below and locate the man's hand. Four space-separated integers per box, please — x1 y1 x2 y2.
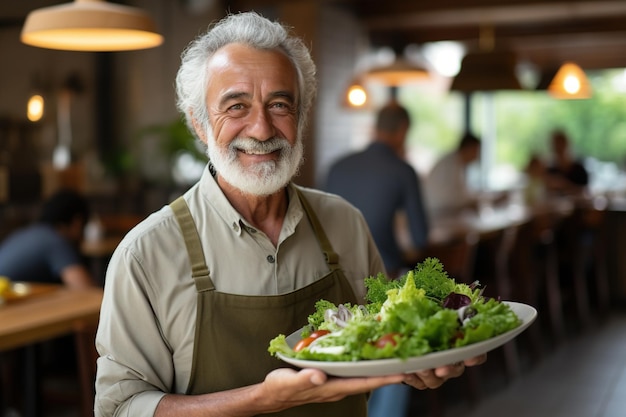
257 368 404 413
257 353 487 413
402 354 487 390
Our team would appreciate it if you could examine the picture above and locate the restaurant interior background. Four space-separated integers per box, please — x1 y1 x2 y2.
2 1 626 284
1 2 626 417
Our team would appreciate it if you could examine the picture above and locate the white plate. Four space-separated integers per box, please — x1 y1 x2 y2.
277 301 537 377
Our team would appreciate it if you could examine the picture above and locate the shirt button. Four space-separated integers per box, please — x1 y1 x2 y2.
266 255 275 263
232 222 239 232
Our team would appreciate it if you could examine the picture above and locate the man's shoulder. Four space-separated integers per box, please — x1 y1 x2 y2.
116 205 180 252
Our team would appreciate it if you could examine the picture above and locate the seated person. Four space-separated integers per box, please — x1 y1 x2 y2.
545 130 589 194
0 188 96 288
524 154 548 205
424 132 481 219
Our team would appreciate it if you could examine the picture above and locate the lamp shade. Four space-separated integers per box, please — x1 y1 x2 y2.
547 62 591 99
21 0 163 52
364 57 430 86
450 50 522 92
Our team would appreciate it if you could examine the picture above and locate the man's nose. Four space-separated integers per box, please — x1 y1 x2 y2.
246 107 275 141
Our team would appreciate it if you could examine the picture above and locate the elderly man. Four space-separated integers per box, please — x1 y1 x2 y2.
94 12 484 417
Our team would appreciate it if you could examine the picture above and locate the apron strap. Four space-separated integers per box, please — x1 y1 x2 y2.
170 196 214 292
295 188 340 270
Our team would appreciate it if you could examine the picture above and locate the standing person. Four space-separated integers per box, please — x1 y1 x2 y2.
325 102 429 416
424 132 481 219
325 102 428 279
0 188 96 289
94 12 485 417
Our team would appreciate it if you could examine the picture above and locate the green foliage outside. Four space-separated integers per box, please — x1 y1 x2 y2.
400 69 626 171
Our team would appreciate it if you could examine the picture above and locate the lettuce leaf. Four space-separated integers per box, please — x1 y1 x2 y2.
268 258 522 362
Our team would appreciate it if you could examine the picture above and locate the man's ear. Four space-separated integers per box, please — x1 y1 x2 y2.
191 116 208 144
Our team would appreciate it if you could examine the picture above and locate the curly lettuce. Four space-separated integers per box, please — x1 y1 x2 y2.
268 258 522 362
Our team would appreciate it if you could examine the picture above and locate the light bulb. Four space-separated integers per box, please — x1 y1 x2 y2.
27 94 45 122
347 85 367 107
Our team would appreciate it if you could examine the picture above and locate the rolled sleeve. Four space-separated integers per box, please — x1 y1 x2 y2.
95 241 177 417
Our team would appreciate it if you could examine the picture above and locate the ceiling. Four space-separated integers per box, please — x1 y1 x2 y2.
5 1 626 71
235 0 626 71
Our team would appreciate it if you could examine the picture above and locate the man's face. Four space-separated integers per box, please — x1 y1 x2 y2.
197 43 302 196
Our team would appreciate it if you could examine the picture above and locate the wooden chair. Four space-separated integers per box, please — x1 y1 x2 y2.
74 321 99 417
421 232 479 284
569 206 610 327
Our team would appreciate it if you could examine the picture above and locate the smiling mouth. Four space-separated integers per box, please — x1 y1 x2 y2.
236 145 284 159
238 148 279 155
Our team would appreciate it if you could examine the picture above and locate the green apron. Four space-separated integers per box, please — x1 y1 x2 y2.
170 189 368 417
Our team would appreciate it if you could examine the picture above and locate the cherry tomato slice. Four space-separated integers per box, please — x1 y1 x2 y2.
294 336 316 352
309 330 330 339
374 333 400 349
293 329 331 352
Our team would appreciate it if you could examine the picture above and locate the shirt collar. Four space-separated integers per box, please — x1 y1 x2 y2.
198 167 304 239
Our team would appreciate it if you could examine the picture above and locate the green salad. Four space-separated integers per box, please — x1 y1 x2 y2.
268 258 521 362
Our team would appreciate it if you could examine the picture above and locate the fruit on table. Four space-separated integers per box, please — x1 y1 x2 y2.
0 276 10 297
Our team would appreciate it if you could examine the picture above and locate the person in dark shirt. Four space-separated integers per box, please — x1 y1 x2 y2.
546 130 589 193
0 188 96 288
325 101 429 417
325 101 429 277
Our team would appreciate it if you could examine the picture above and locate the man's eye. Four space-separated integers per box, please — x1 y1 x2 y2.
229 103 245 111
270 102 292 113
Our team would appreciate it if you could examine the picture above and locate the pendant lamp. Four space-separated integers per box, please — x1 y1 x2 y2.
450 25 521 92
450 49 522 91
364 57 430 86
547 62 591 99
21 0 163 52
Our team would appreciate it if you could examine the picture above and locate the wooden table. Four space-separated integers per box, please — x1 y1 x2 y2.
0 284 103 417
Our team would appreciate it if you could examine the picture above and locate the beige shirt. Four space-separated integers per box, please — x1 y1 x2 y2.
94 168 385 417
424 151 470 217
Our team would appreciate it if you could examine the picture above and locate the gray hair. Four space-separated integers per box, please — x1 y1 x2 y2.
175 12 317 139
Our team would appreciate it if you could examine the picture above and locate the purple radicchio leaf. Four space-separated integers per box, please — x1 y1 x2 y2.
442 292 471 310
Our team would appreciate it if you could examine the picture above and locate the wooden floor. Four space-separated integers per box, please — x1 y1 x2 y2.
409 305 626 417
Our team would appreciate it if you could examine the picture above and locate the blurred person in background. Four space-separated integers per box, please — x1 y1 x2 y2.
524 155 548 206
0 188 96 289
325 101 429 278
0 188 96 408
545 130 589 194
424 132 481 219
325 101 429 417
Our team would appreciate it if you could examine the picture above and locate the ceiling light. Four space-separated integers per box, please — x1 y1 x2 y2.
21 0 163 52
450 50 522 91
364 58 430 86
27 94 45 122
450 24 522 92
547 62 591 99
345 82 369 108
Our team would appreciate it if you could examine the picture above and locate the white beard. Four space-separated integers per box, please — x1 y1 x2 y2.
205 130 304 196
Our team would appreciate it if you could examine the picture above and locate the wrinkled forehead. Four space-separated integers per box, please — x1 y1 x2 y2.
207 44 298 86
